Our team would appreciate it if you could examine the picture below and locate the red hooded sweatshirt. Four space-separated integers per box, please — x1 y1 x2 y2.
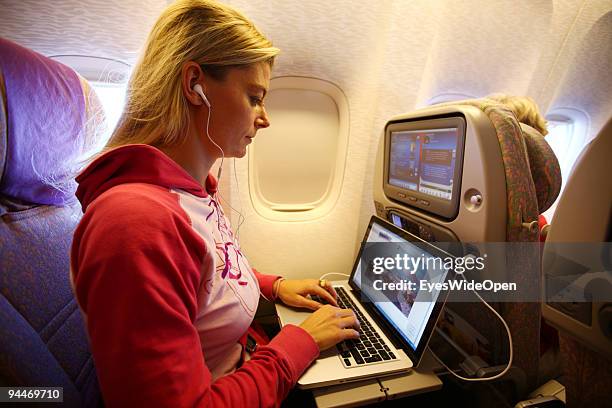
71 144 319 407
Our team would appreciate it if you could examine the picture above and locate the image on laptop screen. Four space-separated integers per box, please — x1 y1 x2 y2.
352 221 449 351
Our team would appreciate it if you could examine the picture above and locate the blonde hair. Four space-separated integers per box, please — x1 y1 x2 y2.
486 94 548 136
106 0 279 150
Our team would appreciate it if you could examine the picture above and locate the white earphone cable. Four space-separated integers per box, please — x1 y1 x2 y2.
429 273 514 382
231 158 245 238
318 272 351 281
216 164 245 241
203 103 224 181
315 269 513 381
197 86 246 238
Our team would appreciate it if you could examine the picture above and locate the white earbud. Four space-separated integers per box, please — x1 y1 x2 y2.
193 84 211 108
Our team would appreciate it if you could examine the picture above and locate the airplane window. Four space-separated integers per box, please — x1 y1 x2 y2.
248 77 349 221
91 82 127 137
543 112 588 222
545 118 573 170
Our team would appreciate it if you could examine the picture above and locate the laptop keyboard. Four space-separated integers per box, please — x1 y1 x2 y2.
313 286 398 368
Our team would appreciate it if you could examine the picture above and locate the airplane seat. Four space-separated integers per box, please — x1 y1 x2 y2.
373 98 560 403
0 38 103 407
541 118 612 408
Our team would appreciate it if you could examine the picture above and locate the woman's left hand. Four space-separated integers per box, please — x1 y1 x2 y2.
276 279 338 310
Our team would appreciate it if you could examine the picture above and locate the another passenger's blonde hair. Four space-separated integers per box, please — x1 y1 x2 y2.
486 94 548 136
106 0 279 150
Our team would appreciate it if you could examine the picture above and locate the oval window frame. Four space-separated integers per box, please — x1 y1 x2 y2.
248 76 349 222
543 107 590 222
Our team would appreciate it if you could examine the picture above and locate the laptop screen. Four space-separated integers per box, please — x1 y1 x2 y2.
351 218 450 353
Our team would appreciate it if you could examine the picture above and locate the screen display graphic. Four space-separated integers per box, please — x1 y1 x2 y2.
388 128 458 201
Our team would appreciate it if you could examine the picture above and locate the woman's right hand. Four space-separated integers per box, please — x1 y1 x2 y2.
299 305 361 351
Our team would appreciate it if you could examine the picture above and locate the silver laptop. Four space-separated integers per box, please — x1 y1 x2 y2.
277 216 452 389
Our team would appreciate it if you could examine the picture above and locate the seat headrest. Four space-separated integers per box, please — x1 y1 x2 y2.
0 38 104 206
520 123 562 213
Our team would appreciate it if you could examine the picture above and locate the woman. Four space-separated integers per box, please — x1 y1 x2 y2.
70 1 360 406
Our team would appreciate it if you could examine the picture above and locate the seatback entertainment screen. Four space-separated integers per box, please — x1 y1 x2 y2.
383 116 466 219
389 128 458 201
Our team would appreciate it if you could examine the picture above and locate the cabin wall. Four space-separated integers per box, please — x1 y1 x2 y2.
0 0 166 63
223 0 612 278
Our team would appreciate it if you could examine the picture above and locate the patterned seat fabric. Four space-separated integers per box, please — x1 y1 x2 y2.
462 100 565 396
463 100 541 393
0 38 102 407
520 123 561 214
435 97 563 399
